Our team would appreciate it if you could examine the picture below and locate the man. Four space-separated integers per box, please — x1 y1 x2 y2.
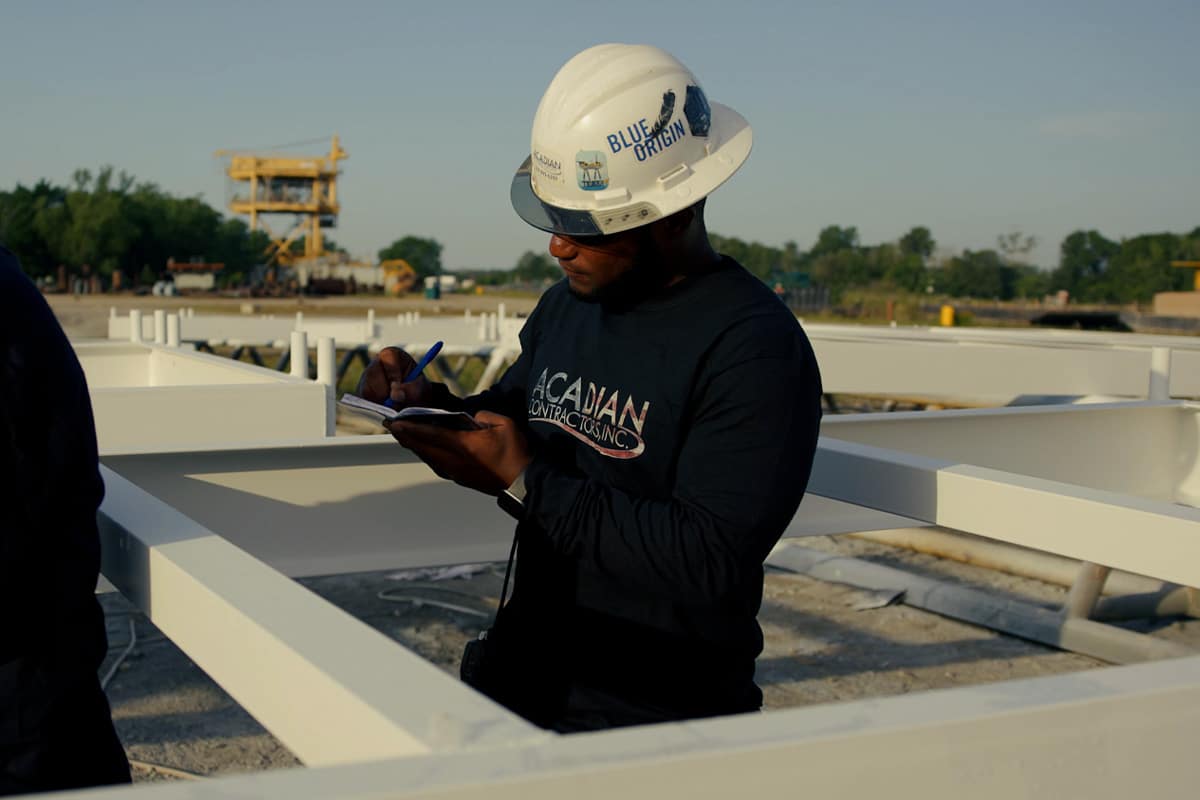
0 247 131 792
361 44 822 731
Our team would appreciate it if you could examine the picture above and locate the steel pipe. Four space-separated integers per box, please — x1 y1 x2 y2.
849 528 1166 597
767 543 1195 665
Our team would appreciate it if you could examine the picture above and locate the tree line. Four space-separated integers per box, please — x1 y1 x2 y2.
709 224 1200 305
2 168 1196 303
0 168 272 286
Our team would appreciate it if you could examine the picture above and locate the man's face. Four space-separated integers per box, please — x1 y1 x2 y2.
548 228 655 302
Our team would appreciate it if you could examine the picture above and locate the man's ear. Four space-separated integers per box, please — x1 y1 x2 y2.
653 206 694 241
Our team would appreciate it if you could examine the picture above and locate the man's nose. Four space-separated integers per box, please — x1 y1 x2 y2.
549 234 577 259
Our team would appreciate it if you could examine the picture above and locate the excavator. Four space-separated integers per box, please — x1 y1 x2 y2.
380 259 418 296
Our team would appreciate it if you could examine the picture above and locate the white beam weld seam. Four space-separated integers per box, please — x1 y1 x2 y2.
810 438 1200 589
96 465 545 767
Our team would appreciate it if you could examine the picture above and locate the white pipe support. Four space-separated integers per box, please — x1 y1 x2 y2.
128 310 142 343
1149 347 1171 400
1065 562 1112 619
153 309 166 345
290 331 309 378
317 336 337 436
166 314 181 348
475 348 514 393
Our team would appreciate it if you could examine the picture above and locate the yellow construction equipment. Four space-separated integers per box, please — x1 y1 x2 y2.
380 259 418 296
215 136 347 267
1171 261 1200 292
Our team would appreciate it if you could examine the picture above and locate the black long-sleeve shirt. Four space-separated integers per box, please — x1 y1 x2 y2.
444 257 822 727
0 249 108 669
0 247 130 790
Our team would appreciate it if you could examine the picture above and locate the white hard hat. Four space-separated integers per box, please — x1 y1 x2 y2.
511 44 752 237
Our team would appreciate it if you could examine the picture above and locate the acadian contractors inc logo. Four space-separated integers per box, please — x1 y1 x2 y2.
528 368 650 459
532 150 563 184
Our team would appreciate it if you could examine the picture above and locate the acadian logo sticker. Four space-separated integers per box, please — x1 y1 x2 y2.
528 368 650 459
533 150 563 185
575 150 609 191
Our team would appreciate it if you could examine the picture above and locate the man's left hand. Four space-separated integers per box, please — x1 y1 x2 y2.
385 410 531 495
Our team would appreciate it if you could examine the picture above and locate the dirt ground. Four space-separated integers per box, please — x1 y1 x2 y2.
49 294 1200 782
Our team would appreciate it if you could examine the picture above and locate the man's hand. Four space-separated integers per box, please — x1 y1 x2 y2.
386 411 531 495
357 346 436 409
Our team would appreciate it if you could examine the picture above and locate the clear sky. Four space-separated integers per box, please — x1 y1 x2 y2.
3 0 1197 270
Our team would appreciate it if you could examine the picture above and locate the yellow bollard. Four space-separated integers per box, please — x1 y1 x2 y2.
939 304 955 327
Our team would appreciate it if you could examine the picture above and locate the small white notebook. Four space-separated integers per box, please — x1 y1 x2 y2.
338 394 484 430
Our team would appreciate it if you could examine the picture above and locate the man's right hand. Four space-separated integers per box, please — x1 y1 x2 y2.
357 347 437 409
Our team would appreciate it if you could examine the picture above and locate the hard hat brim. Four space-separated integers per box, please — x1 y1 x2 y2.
510 157 605 237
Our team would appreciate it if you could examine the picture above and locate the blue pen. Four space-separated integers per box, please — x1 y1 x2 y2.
383 341 443 408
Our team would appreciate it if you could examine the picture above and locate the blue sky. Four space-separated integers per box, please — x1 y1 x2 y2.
3 0 1197 270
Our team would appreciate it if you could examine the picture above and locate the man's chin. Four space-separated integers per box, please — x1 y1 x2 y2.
566 281 601 303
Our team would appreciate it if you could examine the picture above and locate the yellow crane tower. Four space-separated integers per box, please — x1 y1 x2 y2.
215 136 348 268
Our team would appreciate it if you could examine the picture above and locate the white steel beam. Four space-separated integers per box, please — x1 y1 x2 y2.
822 401 1195 503
45 655 1200 799
810 335 1154 401
101 437 925 578
97 465 545 766
77 343 331 453
808 436 1200 588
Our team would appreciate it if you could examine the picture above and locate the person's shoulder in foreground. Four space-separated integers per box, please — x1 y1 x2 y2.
0 246 132 793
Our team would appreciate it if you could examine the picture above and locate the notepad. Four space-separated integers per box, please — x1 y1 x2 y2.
338 394 485 430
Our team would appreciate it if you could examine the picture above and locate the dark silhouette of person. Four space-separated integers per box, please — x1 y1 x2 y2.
0 246 130 794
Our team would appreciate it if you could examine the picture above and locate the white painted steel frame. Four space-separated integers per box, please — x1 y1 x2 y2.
97 465 545 765
77 342 331 453
50 655 1200 798
110 310 1200 401
100 437 926 577
802 322 1200 399
58 402 1200 798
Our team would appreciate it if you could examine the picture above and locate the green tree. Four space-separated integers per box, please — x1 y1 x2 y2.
899 226 935 260
2 167 285 284
378 236 443 280
936 249 1015 299
511 250 559 283
1051 230 1119 302
1100 233 1194 303
996 231 1037 261
0 180 65 276
809 225 859 258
